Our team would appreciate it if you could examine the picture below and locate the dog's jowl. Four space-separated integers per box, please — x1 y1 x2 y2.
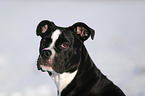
36 20 125 96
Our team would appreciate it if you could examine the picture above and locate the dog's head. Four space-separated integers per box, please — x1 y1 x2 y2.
36 20 95 74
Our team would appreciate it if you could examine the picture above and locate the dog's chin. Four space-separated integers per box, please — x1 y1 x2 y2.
39 65 53 75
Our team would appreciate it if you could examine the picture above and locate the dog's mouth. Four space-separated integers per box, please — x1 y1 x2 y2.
37 55 53 75
39 65 53 72
39 65 53 76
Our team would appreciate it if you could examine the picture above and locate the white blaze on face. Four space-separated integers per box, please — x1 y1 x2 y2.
43 29 61 61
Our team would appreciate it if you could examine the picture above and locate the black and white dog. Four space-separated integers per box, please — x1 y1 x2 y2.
36 20 125 96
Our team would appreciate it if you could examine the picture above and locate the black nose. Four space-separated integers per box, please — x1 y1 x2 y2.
41 50 52 58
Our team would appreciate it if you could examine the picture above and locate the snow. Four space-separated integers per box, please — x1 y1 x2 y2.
0 0 145 96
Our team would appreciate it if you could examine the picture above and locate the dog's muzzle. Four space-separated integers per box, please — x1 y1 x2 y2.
37 55 53 72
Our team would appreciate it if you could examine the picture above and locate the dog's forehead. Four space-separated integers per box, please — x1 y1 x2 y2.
51 29 62 40
41 27 73 46
51 28 73 40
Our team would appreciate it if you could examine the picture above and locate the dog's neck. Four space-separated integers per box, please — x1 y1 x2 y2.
60 45 99 96
50 70 77 96
50 45 95 96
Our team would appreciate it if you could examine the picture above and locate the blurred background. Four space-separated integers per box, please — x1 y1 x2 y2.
0 0 145 96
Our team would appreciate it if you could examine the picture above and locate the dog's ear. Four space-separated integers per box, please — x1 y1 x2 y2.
36 20 56 38
70 22 95 41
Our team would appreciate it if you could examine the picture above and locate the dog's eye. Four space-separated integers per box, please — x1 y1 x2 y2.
61 42 69 48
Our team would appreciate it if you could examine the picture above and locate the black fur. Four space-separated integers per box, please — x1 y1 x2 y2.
36 20 126 96
61 45 125 96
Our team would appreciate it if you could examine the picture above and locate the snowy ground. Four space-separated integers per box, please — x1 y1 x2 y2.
0 0 145 96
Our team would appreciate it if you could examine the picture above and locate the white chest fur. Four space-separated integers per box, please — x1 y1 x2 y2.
51 70 77 96
59 70 77 92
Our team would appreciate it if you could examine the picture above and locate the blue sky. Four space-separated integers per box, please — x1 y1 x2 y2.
0 1 145 96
